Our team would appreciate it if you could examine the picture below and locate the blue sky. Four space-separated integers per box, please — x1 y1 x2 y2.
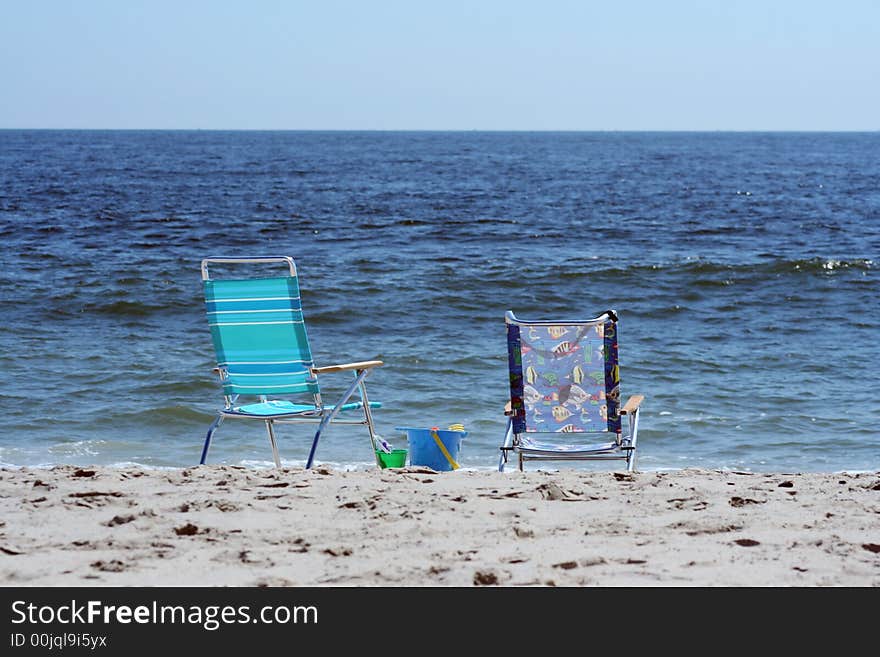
1 1 877 130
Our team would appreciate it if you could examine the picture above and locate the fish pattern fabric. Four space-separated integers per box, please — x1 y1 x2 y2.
508 320 620 435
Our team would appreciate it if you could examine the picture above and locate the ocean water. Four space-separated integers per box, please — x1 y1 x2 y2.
1 130 878 472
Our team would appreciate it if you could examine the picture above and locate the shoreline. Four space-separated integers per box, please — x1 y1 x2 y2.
1 465 878 586
2 461 877 475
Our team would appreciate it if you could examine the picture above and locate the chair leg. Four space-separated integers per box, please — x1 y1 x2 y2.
306 368 370 469
626 408 640 472
499 418 513 472
357 375 382 467
627 448 637 472
200 415 224 465
518 453 524 472
265 419 281 468
305 426 322 470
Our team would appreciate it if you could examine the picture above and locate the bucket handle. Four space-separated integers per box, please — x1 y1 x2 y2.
431 427 460 471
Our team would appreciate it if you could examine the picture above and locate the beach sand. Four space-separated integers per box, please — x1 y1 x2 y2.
1 465 878 586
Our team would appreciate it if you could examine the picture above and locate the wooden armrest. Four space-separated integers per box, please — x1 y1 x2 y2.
504 401 513 416
619 395 644 415
311 360 384 375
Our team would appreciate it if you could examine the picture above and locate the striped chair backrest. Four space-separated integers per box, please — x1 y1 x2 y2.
507 314 621 436
204 275 319 398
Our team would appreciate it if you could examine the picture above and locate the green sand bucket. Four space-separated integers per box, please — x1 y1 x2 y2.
376 449 408 469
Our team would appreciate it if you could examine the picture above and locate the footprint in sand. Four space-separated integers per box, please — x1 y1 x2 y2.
91 560 126 572
473 570 498 585
323 547 353 557
729 496 765 508
174 523 200 536
513 526 534 538
537 482 570 500
289 538 309 553
105 515 135 527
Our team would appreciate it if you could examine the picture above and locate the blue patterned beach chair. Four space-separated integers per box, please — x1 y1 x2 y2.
500 310 643 472
199 257 383 468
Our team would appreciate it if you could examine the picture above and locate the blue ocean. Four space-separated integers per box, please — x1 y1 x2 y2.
1 130 877 472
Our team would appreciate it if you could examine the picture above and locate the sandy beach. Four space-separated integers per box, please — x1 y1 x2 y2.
1 465 878 586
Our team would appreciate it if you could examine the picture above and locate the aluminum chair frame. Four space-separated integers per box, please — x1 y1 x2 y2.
199 256 383 468
499 310 643 472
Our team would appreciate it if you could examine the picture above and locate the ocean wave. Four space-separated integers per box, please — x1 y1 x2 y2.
91 405 214 425
552 256 873 280
81 300 170 317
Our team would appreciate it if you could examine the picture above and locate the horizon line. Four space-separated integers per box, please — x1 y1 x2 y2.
1 127 878 133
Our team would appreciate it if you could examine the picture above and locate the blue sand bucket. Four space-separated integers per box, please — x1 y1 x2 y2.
396 426 467 471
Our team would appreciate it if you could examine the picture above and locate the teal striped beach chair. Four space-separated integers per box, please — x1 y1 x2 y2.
199 257 383 468
499 310 644 472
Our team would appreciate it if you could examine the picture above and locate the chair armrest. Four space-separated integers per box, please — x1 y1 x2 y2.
212 367 226 379
311 360 384 375
619 395 644 415
504 401 513 416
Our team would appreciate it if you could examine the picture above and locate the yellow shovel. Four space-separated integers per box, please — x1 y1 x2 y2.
430 426 461 470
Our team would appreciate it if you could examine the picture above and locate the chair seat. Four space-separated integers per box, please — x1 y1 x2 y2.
222 399 382 418
517 434 620 456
